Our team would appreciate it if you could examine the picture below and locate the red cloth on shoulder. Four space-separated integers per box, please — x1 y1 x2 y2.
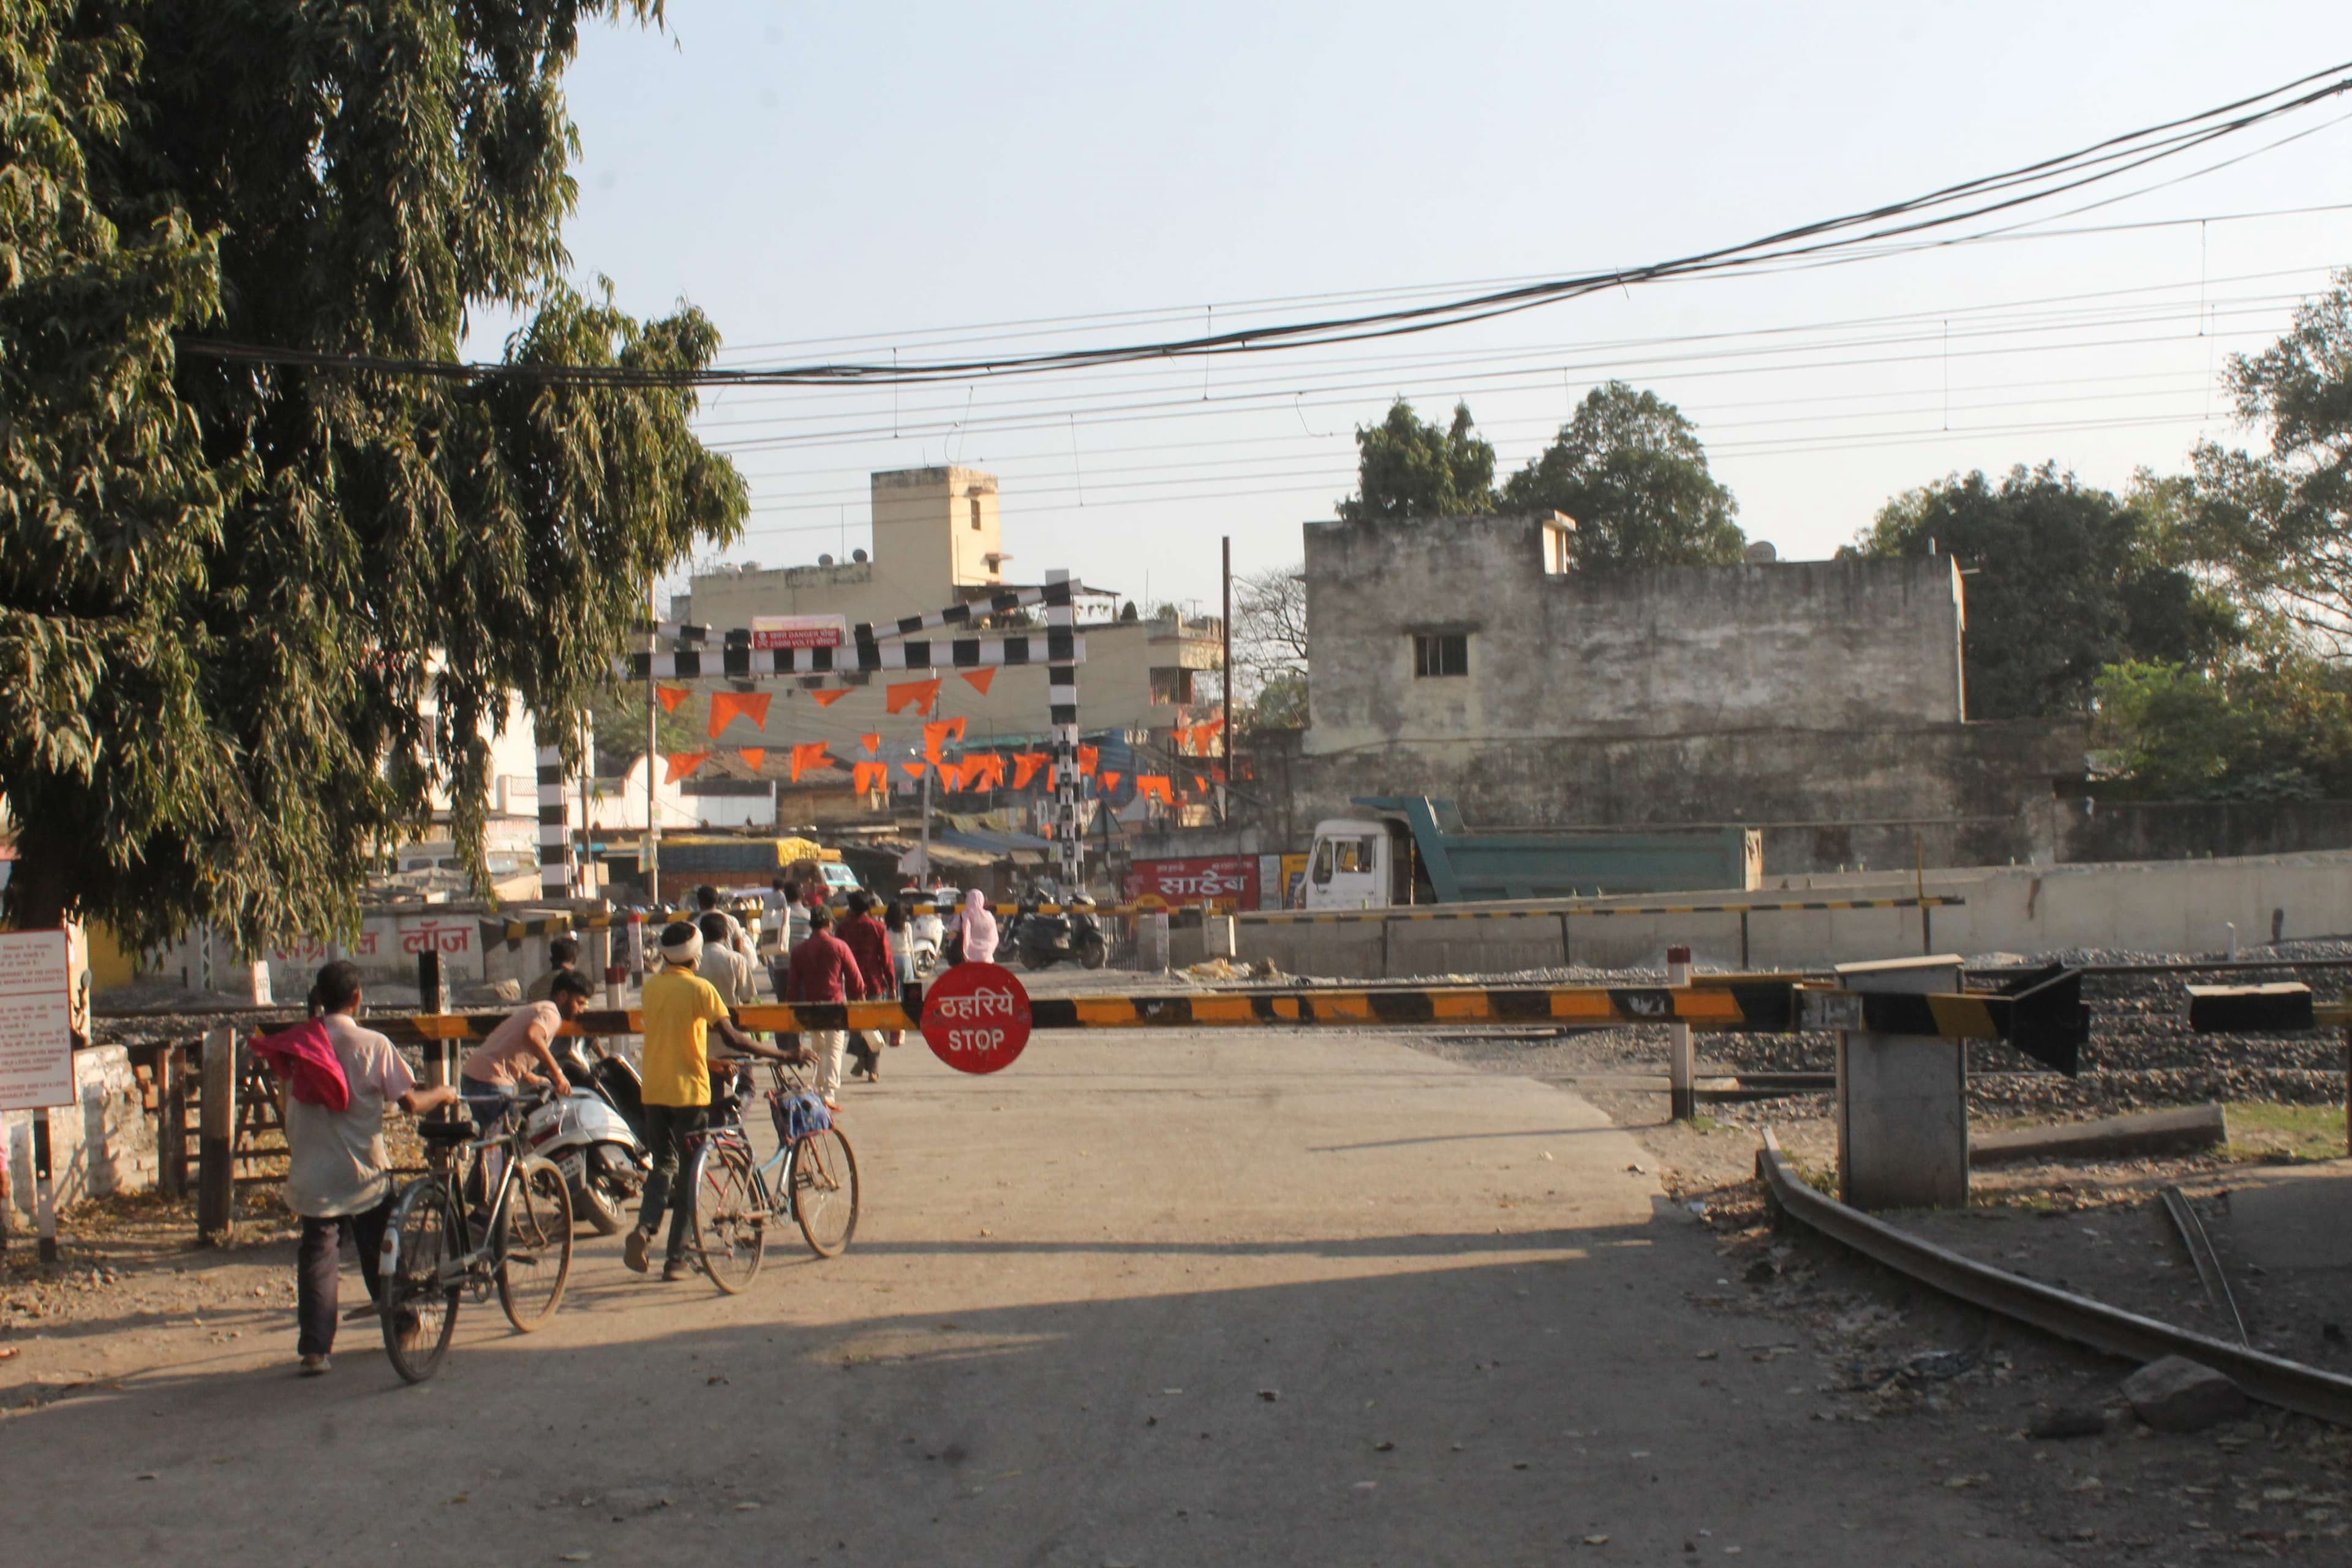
249 1017 352 1112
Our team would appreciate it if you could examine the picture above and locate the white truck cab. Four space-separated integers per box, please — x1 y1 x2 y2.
1304 818 1395 910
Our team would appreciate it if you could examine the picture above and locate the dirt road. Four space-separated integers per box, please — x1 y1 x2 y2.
3 1014 2081 1565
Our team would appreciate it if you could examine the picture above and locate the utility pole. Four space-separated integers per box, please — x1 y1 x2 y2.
1219 535 1233 825
918 763 932 881
646 576 662 908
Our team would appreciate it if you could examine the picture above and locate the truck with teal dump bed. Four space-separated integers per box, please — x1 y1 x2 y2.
1302 796 1760 909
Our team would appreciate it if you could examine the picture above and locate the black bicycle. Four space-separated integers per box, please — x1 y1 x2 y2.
685 1060 860 1293
377 1084 575 1382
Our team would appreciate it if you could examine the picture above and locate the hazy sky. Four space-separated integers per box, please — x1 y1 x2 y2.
529 3 2352 615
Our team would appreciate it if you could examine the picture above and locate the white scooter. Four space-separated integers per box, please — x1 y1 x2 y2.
903 885 949 978
518 1039 652 1235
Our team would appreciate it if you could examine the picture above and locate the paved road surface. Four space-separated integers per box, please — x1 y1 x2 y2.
4 1011 2061 1564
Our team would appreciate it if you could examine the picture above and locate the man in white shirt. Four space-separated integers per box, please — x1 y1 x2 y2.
285 961 459 1376
695 913 752 1007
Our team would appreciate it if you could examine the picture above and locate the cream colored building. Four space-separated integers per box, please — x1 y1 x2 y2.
677 467 1223 763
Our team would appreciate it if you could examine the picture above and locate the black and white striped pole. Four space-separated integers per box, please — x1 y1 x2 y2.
536 725 575 899
1046 569 1083 894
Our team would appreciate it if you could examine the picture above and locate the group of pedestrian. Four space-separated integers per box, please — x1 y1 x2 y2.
276 875 1002 1370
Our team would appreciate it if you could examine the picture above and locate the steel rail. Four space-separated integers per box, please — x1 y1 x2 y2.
2158 1184 2248 1346
1755 1129 2352 1427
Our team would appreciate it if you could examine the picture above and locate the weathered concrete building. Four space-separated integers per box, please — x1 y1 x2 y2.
1259 511 2084 874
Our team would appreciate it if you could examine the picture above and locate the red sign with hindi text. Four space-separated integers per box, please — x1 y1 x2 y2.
919 961 1032 1074
1125 856 1259 911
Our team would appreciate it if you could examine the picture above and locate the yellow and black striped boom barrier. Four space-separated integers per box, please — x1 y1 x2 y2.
408 968 2085 1072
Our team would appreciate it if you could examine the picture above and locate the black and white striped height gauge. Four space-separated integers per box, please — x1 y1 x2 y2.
1044 570 1083 894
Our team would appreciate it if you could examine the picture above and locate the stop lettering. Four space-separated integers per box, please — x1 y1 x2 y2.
919 961 1033 1074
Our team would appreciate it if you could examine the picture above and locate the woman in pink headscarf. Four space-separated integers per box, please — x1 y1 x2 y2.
953 887 999 965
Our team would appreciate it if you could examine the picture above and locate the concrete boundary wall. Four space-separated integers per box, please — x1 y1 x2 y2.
1238 849 2352 978
4 1046 154 1219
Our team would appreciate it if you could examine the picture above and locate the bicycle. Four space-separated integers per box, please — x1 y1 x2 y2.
684 1059 860 1292
376 1083 576 1382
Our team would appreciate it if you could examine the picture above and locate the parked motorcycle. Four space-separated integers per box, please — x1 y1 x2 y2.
902 884 947 978
1014 894 1108 970
526 1038 653 1235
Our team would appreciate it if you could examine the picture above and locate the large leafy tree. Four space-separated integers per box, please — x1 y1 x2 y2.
1499 381 1744 568
2188 270 2352 652
1 1 745 951
1853 464 2237 721
1335 398 1494 522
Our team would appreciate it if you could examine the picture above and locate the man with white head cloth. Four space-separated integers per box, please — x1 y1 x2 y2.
627 920 796 1281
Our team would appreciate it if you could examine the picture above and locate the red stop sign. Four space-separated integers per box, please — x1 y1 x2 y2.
919 961 1033 1074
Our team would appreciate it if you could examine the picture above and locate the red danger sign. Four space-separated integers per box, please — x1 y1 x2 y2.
919 962 1032 1074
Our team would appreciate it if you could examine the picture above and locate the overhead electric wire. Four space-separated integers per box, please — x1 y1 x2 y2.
701 303 2296 461
174 62 2352 388
689 279 2321 449
691 260 2337 429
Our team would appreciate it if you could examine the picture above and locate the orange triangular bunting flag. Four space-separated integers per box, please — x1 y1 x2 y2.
790 742 833 783
664 752 708 783
959 668 997 695
1099 770 1122 791
1137 774 1172 804
859 733 882 755
886 678 942 715
853 761 889 794
737 748 767 772
900 761 929 781
811 687 852 707
922 718 962 762
1078 744 1099 777
655 684 690 715
1012 752 1049 790
707 690 771 737
970 753 1006 789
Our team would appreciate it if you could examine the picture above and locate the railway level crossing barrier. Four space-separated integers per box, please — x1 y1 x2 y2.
402 968 2087 1055
2184 982 2352 1156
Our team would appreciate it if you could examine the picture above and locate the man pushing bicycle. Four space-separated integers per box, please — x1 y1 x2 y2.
625 921 798 1282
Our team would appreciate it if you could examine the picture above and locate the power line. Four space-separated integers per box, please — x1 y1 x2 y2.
689 280 2321 450
176 62 2352 388
703 307 2294 464
697 200 2352 365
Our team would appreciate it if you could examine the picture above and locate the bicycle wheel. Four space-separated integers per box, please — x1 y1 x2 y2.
791 1127 861 1258
497 1157 574 1332
381 1179 460 1383
690 1137 766 1294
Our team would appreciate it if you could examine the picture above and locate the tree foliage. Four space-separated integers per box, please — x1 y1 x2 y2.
2092 653 2352 800
1335 399 1494 522
1499 381 1744 568
0 1 745 950
2187 270 2352 652
1853 464 2237 721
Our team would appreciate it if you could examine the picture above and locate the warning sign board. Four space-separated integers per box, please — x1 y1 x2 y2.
0 929 75 1111
919 961 1032 1074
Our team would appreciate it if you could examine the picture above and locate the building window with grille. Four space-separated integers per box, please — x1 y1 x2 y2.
969 497 982 532
1412 632 1469 678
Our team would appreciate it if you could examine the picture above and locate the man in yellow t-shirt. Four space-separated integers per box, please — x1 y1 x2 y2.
628 921 797 1281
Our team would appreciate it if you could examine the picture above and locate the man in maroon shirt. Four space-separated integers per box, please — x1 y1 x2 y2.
785 905 866 1108
837 892 895 1083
